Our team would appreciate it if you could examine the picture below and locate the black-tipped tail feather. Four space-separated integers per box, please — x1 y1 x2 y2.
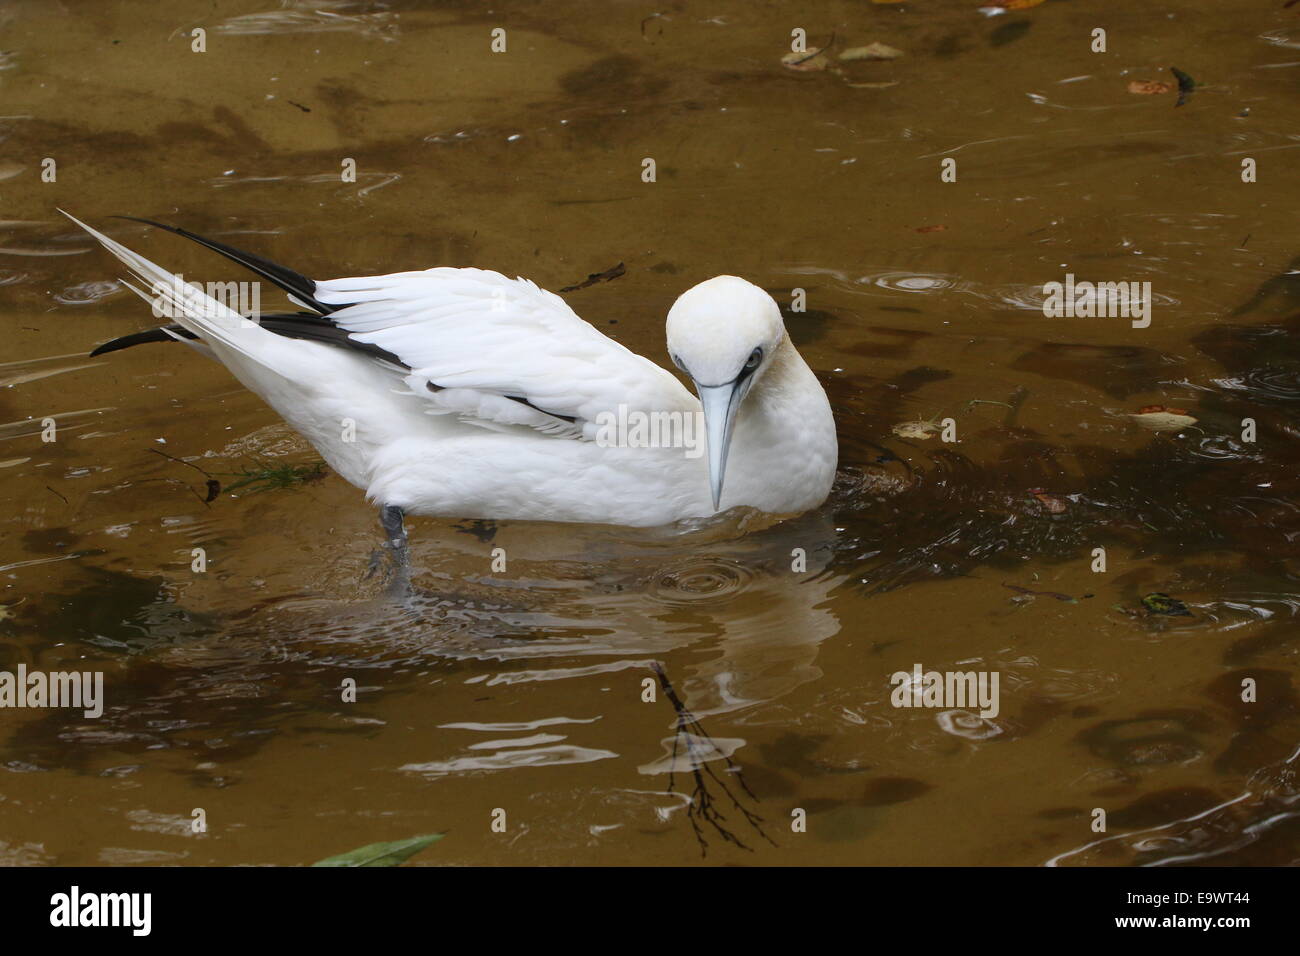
110 216 338 315
90 326 198 356
91 313 405 367
86 218 407 364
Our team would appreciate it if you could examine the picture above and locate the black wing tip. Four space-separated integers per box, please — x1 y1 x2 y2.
108 214 172 228
102 214 196 242
90 326 195 356
106 215 335 315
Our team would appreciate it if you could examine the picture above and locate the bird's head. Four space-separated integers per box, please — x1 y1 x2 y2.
665 276 786 511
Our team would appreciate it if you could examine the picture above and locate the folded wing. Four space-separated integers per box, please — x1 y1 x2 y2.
315 268 693 439
65 212 692 442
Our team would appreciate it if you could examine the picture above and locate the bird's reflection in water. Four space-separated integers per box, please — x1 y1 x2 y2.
240 506 847 853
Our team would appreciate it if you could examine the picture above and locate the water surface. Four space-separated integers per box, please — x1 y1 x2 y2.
2 0 1299 865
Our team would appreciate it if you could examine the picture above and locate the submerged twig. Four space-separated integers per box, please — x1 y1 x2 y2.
149 447 221 503
149 446 212 477
649 661 774 856
559 262 625 293
134 476 214 507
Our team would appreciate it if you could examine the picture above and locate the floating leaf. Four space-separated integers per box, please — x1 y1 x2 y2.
1129 406 1197 432
312 833 444 867
915 224 948 233
0 598 25 622
781 48 830 72
892 420 940 440
1003 583 1076 603
844 80 900 89
1028 489 1068 514
840 42 904 61
1128 79 1173 95
1140 593 1192 617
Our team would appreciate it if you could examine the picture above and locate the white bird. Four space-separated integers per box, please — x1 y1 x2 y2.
66 212 837 559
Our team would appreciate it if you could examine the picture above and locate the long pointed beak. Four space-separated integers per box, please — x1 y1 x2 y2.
694 381 744 511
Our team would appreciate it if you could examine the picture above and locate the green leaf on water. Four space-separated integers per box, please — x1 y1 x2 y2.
311 833 444 867
1140 593 1192 617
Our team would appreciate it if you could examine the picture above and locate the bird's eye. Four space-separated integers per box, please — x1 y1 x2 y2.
671 353 685 371
744 347 763 370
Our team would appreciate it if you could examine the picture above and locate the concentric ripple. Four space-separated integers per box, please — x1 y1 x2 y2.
646 557 755 606
1216 367 1300 405
858 271 960 293
54 280 121 305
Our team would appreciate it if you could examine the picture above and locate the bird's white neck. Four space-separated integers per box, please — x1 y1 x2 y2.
724 335 838 514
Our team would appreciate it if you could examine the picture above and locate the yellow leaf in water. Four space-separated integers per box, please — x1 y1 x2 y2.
840 43 905 61
892 420 940 440
1130 410 1197 432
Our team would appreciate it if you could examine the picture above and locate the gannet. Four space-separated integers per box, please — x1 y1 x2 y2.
65 212 837 559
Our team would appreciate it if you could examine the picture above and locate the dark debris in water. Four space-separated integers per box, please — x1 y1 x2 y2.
1003 582 1077 603
453 519 498 543
988 18 1032 48
825 263 1300 607
859 776 932 806
1077 710 1211 768
559 261 624 293
1110 786 1221 829
1171 67 1196 107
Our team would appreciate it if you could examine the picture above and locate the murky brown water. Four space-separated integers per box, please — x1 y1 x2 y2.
2 0 1300 866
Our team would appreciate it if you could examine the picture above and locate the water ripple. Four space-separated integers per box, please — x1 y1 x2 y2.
647 557 755 606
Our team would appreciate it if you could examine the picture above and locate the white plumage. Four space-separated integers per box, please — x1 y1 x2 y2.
317 267 686 441
67 212 838 531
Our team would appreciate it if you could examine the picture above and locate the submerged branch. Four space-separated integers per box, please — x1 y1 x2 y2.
649 660 774 856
